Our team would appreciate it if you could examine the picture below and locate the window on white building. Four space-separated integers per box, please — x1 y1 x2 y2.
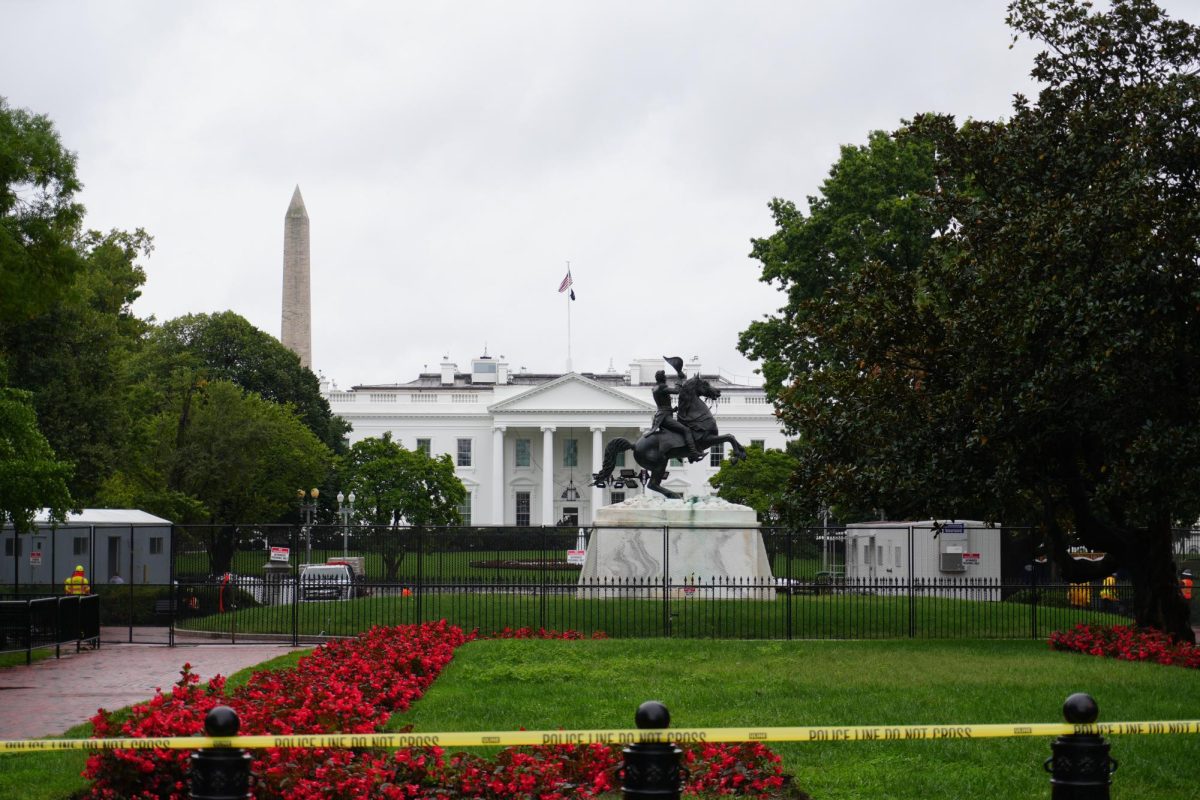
615 451 626 467
73 536 89 555
611 492 625 504
710 443 724 467
515 438 530 467
150 537 164 555
457 493 472 525
456 439 472 467
416 438 431 457
4 538 21 557
563 439 578 467
751 439 765 451
515 492 530 526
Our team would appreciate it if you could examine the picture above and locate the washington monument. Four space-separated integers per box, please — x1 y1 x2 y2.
281 185 312 369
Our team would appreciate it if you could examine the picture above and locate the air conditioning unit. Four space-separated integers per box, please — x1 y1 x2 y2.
940 551 966 572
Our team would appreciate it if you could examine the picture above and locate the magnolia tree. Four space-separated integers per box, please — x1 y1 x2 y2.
741 0 1200 640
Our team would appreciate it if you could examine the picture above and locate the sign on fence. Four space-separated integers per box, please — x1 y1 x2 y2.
269 547 290 562
28 551 42 566
962 553 980 565
567 549 586 565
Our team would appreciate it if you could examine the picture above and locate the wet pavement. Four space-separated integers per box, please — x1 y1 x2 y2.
0 629 304 741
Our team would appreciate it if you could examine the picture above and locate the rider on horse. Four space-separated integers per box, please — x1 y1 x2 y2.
650 356 703 462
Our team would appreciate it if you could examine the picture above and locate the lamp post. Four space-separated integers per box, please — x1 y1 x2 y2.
336 491 356 558
298 488 319 564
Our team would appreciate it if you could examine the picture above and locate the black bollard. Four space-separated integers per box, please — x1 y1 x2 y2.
622 701 682 800
1044 693 1118 799
190 705 252 800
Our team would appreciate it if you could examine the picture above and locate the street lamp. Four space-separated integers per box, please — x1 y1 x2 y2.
298 488 319 564
336 491 356 558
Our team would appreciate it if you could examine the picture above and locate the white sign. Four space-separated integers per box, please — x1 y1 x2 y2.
962 553 981 565
269 546 291 562
567 549 586 565
29 551 42 566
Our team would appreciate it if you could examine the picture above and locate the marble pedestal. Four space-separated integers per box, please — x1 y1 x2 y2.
577 495 775 599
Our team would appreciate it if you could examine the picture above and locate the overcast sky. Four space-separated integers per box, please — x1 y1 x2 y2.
5 1 1198 387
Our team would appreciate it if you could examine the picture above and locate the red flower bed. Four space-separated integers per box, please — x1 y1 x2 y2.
1049 623 1200 668
83 621 794 799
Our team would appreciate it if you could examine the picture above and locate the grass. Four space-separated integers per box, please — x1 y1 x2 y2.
0 648 51 669
0 650 312 800
181 590 1125 641
389 638 1200 800
7 637 1196 799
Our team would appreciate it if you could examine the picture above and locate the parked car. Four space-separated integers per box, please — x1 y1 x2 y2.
299 563 356 602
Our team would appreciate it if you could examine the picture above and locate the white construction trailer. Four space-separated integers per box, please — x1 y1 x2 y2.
843 520 1002 599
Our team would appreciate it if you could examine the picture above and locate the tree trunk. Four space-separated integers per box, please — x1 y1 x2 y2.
1127 522 1194 644
207 525 236 577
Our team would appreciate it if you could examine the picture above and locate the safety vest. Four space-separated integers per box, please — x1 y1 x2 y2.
1100 576 1117 601
1183 578 1193 601
64 574 90 595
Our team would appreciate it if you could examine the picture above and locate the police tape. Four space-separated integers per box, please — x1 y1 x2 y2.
1 720 1198 754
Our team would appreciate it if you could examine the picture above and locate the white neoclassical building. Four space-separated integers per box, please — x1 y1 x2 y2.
323 355 785 526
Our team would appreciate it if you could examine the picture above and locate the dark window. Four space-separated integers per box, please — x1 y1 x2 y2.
73 536 89 555
515 492 531 526
563 439 578 467
457 438 472 467
416 438 431 457
515 438 530 467
710 442 725 467
150 537 164 555
4 538 21 557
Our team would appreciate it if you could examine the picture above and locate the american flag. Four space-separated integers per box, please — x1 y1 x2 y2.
558 271 574 293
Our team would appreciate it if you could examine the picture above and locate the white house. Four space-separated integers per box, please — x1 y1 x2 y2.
324 355 786 526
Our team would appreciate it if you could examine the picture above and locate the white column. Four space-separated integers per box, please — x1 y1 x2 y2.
541 426 556 525
491 426 506 524
590 426 605 523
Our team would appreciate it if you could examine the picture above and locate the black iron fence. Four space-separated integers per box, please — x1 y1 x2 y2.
5 523 1190 644
0 594 100 663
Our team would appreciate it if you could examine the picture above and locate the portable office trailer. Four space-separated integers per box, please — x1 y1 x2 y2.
1 509 172 588
844 520 1001 584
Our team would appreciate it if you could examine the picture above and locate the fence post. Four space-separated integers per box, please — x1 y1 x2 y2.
190 705 251 800
622 701 682 799
1044 692 1117 799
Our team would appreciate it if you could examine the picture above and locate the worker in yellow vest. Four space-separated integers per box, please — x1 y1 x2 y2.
64 565 91 595
1182 570 1193 602
1099 573 1118 614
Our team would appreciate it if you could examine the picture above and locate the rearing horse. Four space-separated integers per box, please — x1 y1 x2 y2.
592 375 748 499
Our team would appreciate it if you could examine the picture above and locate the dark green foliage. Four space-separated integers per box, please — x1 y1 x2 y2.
0 388 72 532
146 311 350 453
740 0 1200 639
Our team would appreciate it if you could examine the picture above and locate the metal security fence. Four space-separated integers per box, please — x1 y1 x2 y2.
0 594 100 663
5 523 1170 644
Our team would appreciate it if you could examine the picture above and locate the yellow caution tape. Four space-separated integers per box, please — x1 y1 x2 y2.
1 721 1198 754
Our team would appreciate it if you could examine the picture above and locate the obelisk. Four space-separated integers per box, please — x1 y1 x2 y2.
281 185 312 369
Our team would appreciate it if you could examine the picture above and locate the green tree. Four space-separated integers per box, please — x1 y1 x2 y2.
341 432 465 580
2 229 151 502
103 380 331 574
708 444 807 528
143 311 350 453
0 97 85 326
741 0 1200 640
0 388 72 533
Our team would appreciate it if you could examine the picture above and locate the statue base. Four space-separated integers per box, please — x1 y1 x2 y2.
577 495 775 600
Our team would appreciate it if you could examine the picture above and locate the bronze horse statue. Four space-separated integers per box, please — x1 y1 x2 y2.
592 374 747 499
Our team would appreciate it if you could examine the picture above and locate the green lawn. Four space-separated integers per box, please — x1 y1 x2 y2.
6 639 1195 799
181 590 1124 641
390 639 1200 800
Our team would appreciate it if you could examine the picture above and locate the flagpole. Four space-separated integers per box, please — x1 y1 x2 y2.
565 260 573 373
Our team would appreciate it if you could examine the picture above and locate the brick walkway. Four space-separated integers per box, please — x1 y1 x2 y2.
0 633 304 741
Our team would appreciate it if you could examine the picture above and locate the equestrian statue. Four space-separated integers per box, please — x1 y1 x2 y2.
592 356 747 499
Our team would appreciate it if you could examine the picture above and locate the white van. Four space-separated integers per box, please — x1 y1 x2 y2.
299 563 355 601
